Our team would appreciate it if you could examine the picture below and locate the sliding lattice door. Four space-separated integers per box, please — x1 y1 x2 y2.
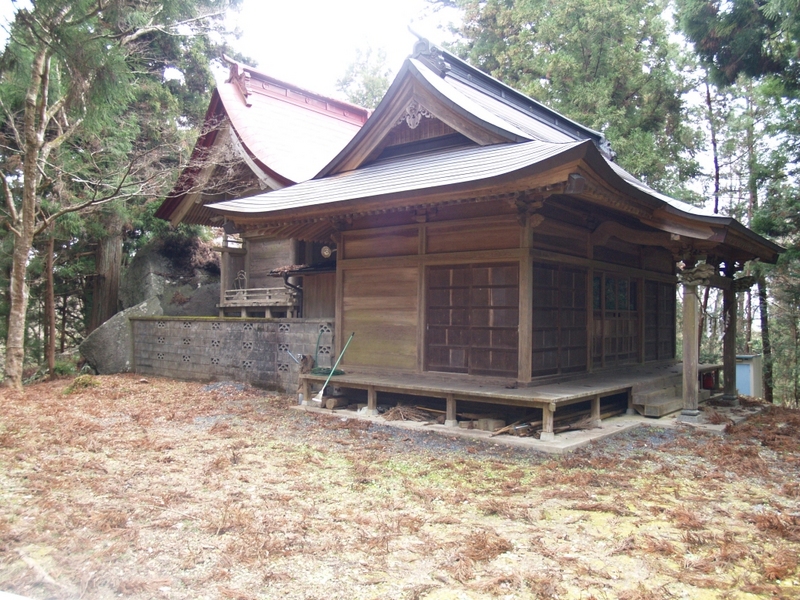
426 263 519 377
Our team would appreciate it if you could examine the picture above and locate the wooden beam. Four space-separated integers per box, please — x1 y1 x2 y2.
529 248 677 283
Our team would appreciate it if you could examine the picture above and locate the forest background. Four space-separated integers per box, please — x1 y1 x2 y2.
0 0 798 403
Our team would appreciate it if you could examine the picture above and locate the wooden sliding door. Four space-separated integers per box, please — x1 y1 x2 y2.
531 263 588 376
592 273 640 367
426 263 519 377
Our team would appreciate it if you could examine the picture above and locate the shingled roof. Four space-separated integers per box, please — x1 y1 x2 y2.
207 41 781 264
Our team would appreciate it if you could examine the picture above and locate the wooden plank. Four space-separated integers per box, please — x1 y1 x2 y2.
343 227 419 259
303 272 336 318
427 221 520 254
338 248 524 270
246 238 295 287
342 266 419 370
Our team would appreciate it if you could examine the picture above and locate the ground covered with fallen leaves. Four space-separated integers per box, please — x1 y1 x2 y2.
1 374 799 600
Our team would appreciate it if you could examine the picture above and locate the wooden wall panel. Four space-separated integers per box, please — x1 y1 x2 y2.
530 219 589 257
225 254 245 290
247 238 295 287
342 267 419 370
303 273 336 318
593 238 640 269
427 221 519 254
343 228 419 259
642 246 675 275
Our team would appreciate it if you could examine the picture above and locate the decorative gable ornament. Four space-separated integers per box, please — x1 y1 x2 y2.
397 100 432 129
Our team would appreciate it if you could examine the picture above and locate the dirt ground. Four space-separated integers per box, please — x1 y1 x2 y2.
1 374 799 600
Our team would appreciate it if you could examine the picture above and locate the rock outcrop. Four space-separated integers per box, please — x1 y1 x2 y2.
80 296 163 374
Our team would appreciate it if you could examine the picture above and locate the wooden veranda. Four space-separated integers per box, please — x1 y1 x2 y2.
300 362 722 441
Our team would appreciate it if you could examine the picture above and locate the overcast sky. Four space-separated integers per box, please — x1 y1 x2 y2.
228 0 457 97
0 0 458 99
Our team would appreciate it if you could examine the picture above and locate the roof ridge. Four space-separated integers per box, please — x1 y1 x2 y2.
409 41 615 160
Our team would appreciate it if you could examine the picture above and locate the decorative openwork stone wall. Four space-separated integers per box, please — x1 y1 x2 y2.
130 317 334 392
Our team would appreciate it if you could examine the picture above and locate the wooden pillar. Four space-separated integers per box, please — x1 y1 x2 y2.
722 284 739 405
366 385 378 416
445 393 457 427
300 377 311 406
219 238 229 310
680 283 700 421
591 395 601 427
540 402 555 441
518 222 533 383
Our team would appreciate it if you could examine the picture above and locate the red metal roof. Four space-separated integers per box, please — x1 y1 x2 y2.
155 58 369 225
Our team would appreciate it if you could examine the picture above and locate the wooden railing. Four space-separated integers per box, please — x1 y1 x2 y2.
222 287 298 307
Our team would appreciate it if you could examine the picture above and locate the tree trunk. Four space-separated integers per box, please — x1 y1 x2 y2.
757 273 773 403
45 235 56 379
59 294 69 353
705 77 721 214
88 213 124 333
3 48 49 390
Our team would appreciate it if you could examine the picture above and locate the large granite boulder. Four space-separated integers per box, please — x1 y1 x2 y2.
120 235 220 315
80 296 163 374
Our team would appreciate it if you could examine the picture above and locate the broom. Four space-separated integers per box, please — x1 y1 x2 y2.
312 332 355 402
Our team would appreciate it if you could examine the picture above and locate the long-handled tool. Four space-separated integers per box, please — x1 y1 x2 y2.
313 332 354 402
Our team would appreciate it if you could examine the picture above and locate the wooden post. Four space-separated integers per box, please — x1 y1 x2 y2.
445 393 457 427
722 284 739 405
591 395 601 427
680 283 700 421
518 223 533 384
300 377 311 406
540 402 555 441
366 385 378 416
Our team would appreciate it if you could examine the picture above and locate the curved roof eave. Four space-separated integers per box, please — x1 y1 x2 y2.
580 144 784 262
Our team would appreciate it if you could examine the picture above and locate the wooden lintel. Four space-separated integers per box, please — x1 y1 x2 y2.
529 248 677 284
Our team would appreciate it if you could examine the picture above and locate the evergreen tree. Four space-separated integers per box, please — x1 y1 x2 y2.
438 0 701 194
336 47 392 110
0 0 241 389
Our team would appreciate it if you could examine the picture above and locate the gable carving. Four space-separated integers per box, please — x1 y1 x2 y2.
397 99 432 130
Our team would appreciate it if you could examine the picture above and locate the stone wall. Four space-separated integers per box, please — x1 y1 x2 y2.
130 317 334 392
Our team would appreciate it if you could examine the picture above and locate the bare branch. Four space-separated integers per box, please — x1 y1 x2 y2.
40 117 84 161
0 97 24 150
1 172 19 225
117 11 226 45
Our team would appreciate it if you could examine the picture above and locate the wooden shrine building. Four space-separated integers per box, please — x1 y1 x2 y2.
198 41 781 439
155 56 369 317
